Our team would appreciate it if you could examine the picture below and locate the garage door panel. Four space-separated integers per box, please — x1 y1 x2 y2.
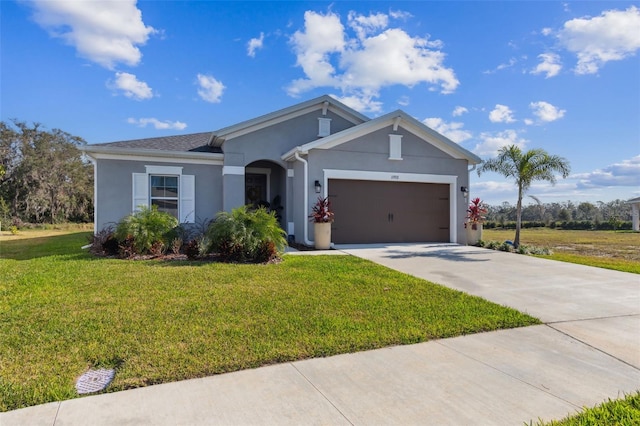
329 179 450 244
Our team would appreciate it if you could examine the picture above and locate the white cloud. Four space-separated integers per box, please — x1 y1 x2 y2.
483 57 517 74
423 118 472 144
397 96 410 106
473 130 528 157
127 118 187 130
27 0 155 69
452 106 468 117
489 104 516 123
287 10 458 111
573 155 640 188
541 27 553 36
196 74 225 103
340 28 455 91
389 9 413 20
288 11 345 96
531 53 562 78
472 180 517 195
348 11 388 40
558 6 640 75
247 32 265 57
529 101 566 123
331 92 383 113
110 72 153 100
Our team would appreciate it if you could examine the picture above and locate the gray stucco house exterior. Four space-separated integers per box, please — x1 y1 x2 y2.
82 95 482 245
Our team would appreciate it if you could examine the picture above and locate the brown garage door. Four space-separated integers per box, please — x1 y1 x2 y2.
329 179 450 244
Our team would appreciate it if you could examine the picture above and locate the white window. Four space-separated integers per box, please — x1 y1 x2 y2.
150 175 179 218
389 134 403 160
318 118 331 137
132 166 195 223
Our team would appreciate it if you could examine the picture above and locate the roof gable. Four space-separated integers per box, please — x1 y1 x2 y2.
209 95 369 147
282 110 482 164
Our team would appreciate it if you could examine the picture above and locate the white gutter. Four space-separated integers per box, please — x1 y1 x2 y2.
80 146 224 164
468 164 477 172
294 150 313 246
85 155 98 235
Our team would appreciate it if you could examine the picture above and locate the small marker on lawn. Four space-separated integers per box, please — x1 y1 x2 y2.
75 369 115 394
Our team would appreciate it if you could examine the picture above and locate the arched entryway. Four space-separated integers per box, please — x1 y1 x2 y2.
245 160 287 227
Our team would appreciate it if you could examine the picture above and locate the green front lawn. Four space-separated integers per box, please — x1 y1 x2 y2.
531 391 640 425
0 231 539 412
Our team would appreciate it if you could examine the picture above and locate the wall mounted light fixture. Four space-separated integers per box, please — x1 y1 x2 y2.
460 186 469 198
314 180 322 194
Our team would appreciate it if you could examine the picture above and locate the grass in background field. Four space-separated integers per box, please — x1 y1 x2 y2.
483 228 640 274
0 231 539 411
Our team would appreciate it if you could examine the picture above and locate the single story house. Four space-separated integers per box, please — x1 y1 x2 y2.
81 95 482 246
627 197 640 231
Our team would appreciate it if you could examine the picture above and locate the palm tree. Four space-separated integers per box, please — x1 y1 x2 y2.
478 145 570 248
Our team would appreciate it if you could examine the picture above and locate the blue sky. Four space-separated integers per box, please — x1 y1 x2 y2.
2 1 639 206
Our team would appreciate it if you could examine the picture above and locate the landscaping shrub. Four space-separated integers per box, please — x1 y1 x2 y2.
149 240 166 257
114 205 178 255
170 237 183 255
88 225 118 256
479 240 552 256
206 205 287 263
548 220 633 231
118 236 137 258
484 221 547 229
486 240 500 250
197 236 211 258
483 220 634 231
184 239 200 260
499 241 512 251
255 240 278 263
102 234 120 256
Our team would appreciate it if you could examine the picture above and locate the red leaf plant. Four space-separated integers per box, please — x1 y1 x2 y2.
309 197 335 223
465 197 487 230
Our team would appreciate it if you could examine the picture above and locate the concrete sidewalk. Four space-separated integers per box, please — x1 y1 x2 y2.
3 244 639 425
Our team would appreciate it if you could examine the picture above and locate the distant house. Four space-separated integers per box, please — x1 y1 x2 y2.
81 95 481 245
627 197 640 231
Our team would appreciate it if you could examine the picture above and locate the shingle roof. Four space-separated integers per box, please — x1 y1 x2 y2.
91 132 221 153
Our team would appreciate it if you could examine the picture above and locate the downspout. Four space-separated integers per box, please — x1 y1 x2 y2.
294 151 313 246
83 153 98 235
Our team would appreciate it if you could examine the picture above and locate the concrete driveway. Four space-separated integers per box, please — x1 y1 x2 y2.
338 243 640 367
3 244 639 425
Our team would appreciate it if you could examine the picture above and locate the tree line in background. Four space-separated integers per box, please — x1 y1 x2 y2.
483 196 633 230
0 120 93 227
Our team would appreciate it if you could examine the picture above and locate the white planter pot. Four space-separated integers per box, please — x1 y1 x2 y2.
466 223 483 245
314 222 332 250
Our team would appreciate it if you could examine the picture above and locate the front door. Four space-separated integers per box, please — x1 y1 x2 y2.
245 173 267 207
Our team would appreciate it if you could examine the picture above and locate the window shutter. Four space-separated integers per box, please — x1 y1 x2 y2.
180 174 195 223
132 173 149 211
